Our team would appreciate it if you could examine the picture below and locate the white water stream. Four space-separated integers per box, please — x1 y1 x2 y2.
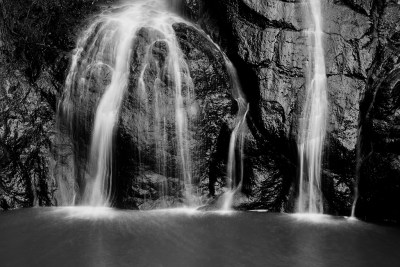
297 0 328 213
62 0 193 206
60 0 247 208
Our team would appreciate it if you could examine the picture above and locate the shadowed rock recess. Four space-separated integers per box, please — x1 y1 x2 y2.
0 0 399 223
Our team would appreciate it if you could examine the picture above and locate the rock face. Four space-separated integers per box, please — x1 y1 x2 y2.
356 2 400 223
0 65 55 209
0 0 113 209
189 0 399 219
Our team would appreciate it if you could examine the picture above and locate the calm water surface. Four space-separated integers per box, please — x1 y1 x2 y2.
0 208 399 267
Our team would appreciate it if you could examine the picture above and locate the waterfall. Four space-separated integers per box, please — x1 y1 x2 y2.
297 0 328 214
221 98 248 211
60 0 195 207
59 0 246 209
221 60 249 211
351 127 362 218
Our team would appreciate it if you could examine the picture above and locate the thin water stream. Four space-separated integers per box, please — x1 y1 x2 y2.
297 0 328 214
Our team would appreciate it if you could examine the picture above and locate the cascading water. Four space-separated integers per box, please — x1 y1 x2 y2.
221 98 248 211
351 127 362 218
59 0 246 209
297 0 328 214
61 0 195 207
221 60 249 211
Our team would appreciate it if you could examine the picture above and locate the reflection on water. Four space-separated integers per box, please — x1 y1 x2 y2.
0 208 400 267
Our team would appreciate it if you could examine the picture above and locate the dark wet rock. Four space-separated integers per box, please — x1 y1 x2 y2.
182 0 202 20
342 0 373 16
237 129 293 211
188 0 394 217
356 3 400 222
0 62 56 210
0 0 116 209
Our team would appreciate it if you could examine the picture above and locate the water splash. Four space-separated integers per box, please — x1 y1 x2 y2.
297 0 328 214
53 206 120 220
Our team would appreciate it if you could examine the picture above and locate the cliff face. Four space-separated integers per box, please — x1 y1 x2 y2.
356 2 400 223
1 0 399 223
188 0 400 219
0 0 109 209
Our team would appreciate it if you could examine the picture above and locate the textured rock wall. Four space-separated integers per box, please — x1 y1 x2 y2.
188 0 400 219
0 0 112 209
356 1 400 223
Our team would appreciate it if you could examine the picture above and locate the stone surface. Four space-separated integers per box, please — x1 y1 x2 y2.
191 0 398 218
0 0 114 209
0 66 56 209
356 3 400 222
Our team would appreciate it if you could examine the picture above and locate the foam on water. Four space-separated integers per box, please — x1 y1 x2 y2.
291 213 337 224
53 206 120 219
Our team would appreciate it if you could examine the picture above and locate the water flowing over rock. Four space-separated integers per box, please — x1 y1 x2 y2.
60 0 198 207
221 97 249 211
55 0 243 209
1 0 400 224
297 0 328 214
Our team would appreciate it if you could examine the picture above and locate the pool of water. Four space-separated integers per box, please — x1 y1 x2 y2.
0 207 399 266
